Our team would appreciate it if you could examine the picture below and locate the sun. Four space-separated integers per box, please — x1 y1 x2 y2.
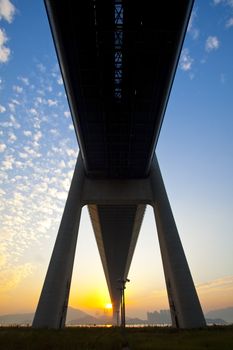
105 303 112 309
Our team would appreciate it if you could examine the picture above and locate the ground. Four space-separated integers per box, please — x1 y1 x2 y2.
0 326 232 349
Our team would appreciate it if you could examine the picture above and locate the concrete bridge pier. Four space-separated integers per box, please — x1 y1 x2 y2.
150 156 206 328
32 155 85 328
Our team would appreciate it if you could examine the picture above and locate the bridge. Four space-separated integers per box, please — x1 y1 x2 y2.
33 0 206 329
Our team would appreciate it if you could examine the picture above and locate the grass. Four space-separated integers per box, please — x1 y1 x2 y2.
0 326 232 350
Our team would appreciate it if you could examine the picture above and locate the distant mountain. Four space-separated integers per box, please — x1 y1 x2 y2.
205 307 233 324
1 306 233 326
205 318 227 325
0 313 33 325
66 307 91 323
68 315 99 325
0 307 93 326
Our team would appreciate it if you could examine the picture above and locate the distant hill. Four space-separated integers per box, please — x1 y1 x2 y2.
66 307 91 323
0 313 33 325
205 318 227 325
205 307 233 324
1 306 233 326
0 307 93 326
68 315 100 325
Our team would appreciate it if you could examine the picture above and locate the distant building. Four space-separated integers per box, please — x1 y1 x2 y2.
147 310 171 325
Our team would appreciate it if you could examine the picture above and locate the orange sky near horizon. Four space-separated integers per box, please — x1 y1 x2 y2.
1 206 233 318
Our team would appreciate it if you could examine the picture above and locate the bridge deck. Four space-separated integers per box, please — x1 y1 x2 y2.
43 0 194 317
45 0 193 178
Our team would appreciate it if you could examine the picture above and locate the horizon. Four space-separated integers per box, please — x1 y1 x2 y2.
0 0 233 320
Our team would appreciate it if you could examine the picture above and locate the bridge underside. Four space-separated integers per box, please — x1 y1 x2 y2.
88 204 146 313
32 0 206 329
45 0 192 178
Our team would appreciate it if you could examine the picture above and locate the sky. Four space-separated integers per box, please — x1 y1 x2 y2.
0 0 233 320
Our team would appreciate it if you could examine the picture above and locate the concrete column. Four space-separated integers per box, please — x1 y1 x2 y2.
112 301 120 326
150 155 206 328
32 154 85 328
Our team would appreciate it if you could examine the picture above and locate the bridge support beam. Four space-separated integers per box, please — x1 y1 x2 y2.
33 153 205 329
32 155 85 328
151 156 206 328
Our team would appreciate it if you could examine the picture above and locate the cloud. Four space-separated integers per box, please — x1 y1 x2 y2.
64 111 71 118
0 0 15 23
213 0 233 27
205 36 220 52
197 276 233 311
180 48 194 71
0 103 6 112
18 76 29 85
23 130 32 137
33 131 42 142
8 131 17 143
0 142 6 152
0 28 10 63
0 59 80 297
0 263 34 294
13 85 23 93
188 7 200 40
37 63 46 73
226 17 233 27
213 0 233 7
198 276 233 291
57 76 63 85
47 99 57 107
2 154 14 169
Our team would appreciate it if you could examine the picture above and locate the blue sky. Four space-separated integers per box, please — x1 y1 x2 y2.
0 0 233 318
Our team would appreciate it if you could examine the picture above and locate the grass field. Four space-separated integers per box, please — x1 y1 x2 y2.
0 325 232 349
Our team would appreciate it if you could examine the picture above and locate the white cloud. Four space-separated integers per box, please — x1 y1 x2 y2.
0 115 20 129
57 76 63 85
13 85 23 93
226 17 233 27
8 131 17 142
2 154 14 170
8 102 15 112
19 152 28 159
188 7 199 40
0 28 10 63
33 131 42 142
23 130 32 137
58 160 66 169
50 128 59 136
18 76 29 85
61 178 70 191
29 108 37 115
0 0 15 23
205 36 220 52
213 0 233 7
0 103 6 112
10 115 20 128
180 48 194 71
47 99 57 107
64 111 71 118
66 148 77 157
37 63 46 73
0 142 6 152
